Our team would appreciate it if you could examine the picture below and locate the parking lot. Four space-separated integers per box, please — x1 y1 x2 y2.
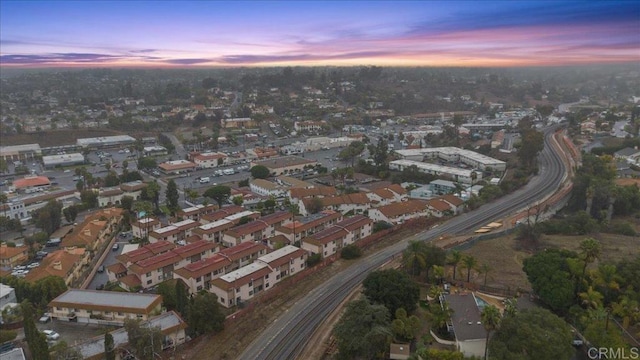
37 318 117 347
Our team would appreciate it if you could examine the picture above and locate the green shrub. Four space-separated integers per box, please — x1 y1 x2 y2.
306 254 322 267
341 244 362 260
0 329 18 343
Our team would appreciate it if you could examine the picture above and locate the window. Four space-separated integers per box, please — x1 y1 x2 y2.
146 272 151 277
147 280 152 285
265 283 269 288
249 290 253 296
197 285 203 291
118 312 124 316
249 281 253 287
196 276 202 282
301 263 305 269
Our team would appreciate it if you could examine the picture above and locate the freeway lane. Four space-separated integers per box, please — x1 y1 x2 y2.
239 127 568 360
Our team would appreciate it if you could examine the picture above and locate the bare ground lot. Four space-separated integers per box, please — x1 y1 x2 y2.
2 129 127 147
461 230 640 293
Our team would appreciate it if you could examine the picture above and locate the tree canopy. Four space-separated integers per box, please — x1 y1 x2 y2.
250 165 271 179
488 308 573 360
333 298 391 360
203 185 231 208
363 269 420 315
187 292 225 336
165 179 180 215
523 248 577 314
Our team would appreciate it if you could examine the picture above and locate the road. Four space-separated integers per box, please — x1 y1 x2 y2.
239 126 569 360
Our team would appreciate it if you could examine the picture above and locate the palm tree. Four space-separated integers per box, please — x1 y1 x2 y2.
428 286 443 301
462 255 478 283
447 250 463 281
403 241 427 276
429 301 453 332
432 265 445 284
503 298 518 318
612 296 640 329
580 238 601 279
481 305 501 360
592 264 620 303
579 286 604 310
478 263 492 286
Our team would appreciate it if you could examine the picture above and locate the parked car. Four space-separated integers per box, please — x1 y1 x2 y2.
97 265 105 273
112 244 120 251
39 313 51 323
42 330 60 340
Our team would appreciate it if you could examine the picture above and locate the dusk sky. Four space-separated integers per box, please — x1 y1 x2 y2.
1 0 639 68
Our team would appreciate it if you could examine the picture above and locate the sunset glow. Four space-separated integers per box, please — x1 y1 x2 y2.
1 1 638 68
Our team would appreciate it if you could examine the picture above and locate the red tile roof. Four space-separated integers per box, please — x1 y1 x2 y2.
13 176 50 189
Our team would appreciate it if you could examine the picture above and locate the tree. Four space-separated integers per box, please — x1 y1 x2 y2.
124 318 163 360
403 240 427 276
80 189 98 208
579 237 601 279
306 197 324 214
62 205 78 223
35 199 63 235
250 165 270 179
517 129 544 170
137 157 157 171
447 250 463 281
363 269 420 315
333 298 391 360
523 249 576 314
187 292 225 336
49 340 83 360
391 308 420 342
22 300 50 360
165 179 180 215
481 305 501 360
175 280 189 316
203 185 231 208
120 195 134 211
340 244 362 259
105 332 115 360
478 263 492 286
142 181 161 211
488 308 573 360
462 254 478 282
338 141 365 167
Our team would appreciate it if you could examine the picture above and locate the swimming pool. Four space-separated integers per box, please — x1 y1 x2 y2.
475 294 490 309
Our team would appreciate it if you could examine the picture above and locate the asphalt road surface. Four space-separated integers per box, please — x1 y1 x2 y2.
239 126 569 360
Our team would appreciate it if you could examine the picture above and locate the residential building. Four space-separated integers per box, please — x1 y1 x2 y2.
60 208 123 251
426 198 454 217
300 193 370 216
255 245 307 283
275 210 343 244
444 293 487 358
288 186 337 208
48 289 162 324
192 219 235 244
334 215 374 246
223 117 257 129
0 283 17 309
390 160 481 185
131 217 161 239
210 262 272 307
250 156 318 177
0 244 28 270
148 219 199 244
429 179 458 195
73 311 187 360
249 179 287 198
275 175 313 189
25 248 88 286
294 120 324 132
368 199 429 224
439 194 465 214
97 181 147 207
173 255 232 294
177 204 217 222
222 221 269 247
217 241 268 269
199 205 246 223
0 190 76 223
301 226 349 259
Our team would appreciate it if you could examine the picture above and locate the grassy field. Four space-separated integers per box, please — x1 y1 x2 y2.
461 230 640 293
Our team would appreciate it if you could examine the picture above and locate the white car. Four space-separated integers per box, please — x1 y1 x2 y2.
39 313 51 323
27 262 39 269
42 330 60 340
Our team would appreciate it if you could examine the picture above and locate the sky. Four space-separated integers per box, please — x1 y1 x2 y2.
1 0 639 68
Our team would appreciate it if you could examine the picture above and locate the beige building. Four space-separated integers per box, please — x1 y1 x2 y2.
250 156 318 177
48 289 162 325
0 244 28 270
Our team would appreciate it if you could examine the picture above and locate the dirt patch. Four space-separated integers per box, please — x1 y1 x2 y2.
461 231 640 293
1 129 126 147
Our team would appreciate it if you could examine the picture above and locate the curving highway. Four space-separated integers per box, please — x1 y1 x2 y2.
239 127 568 360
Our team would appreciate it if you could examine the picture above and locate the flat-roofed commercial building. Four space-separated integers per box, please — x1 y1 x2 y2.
48 289 163 324
42 153 85 169
76 135 136 149
250 156 318 177
0 143 41 162
389 160 481 185
158 160 197 174
394 147 506 172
